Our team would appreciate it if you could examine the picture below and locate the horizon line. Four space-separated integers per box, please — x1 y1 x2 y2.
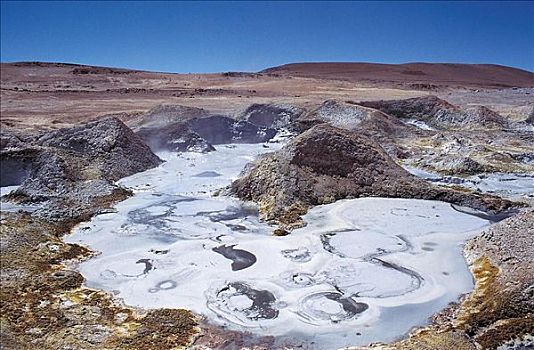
2 60 533 75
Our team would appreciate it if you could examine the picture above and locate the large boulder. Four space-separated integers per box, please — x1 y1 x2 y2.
360 96 508 130
230 124 516 229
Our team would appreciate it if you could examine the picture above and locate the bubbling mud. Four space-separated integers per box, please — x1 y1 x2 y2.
66 143 493 349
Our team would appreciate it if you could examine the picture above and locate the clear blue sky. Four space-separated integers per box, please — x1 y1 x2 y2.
1 1 533 73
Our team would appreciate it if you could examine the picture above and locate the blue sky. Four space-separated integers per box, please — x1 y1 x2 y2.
1 1 533 73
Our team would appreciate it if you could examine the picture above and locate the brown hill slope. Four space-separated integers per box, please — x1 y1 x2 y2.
261 62 534 88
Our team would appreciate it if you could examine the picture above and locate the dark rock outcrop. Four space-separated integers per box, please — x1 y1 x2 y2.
36 117 162 182
237 103 305 129
360 96 508 130
137 122 215 153
230 124 516 229
526 107 534 125
0 147 39 187
130 104 215 152
187 115 277 145
0 130 27 150
2 118 162 221
132 104 278 153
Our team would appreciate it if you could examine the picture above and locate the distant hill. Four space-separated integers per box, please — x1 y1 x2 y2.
261 62 534 88
0 61 155 80
3 61 532 88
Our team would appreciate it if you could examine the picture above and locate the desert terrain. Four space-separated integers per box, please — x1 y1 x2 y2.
1 61 533 350
2 61 532 127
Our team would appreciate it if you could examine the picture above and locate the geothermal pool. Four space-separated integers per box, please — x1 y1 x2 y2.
65 143 492 349
404 165 534 203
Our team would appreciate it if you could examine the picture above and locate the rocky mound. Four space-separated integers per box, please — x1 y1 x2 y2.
230 124 516 230
0 129 28 150
407 133 497 176
359 96 508 130
137 122 215 153
300 100 413 138
237 103 305 129
132 105 278 153
35 117 162 181
2 118 162 220
458 209 534 348
131 104 214 153
187 115 276 144
463 105 509 128
425 155 490 176
133 104 210 128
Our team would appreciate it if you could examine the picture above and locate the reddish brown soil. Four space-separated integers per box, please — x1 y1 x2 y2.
261 62 534 88
1 61 532 131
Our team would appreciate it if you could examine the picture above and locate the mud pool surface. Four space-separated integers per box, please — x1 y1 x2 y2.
404 166 534 202
63 143 495 349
